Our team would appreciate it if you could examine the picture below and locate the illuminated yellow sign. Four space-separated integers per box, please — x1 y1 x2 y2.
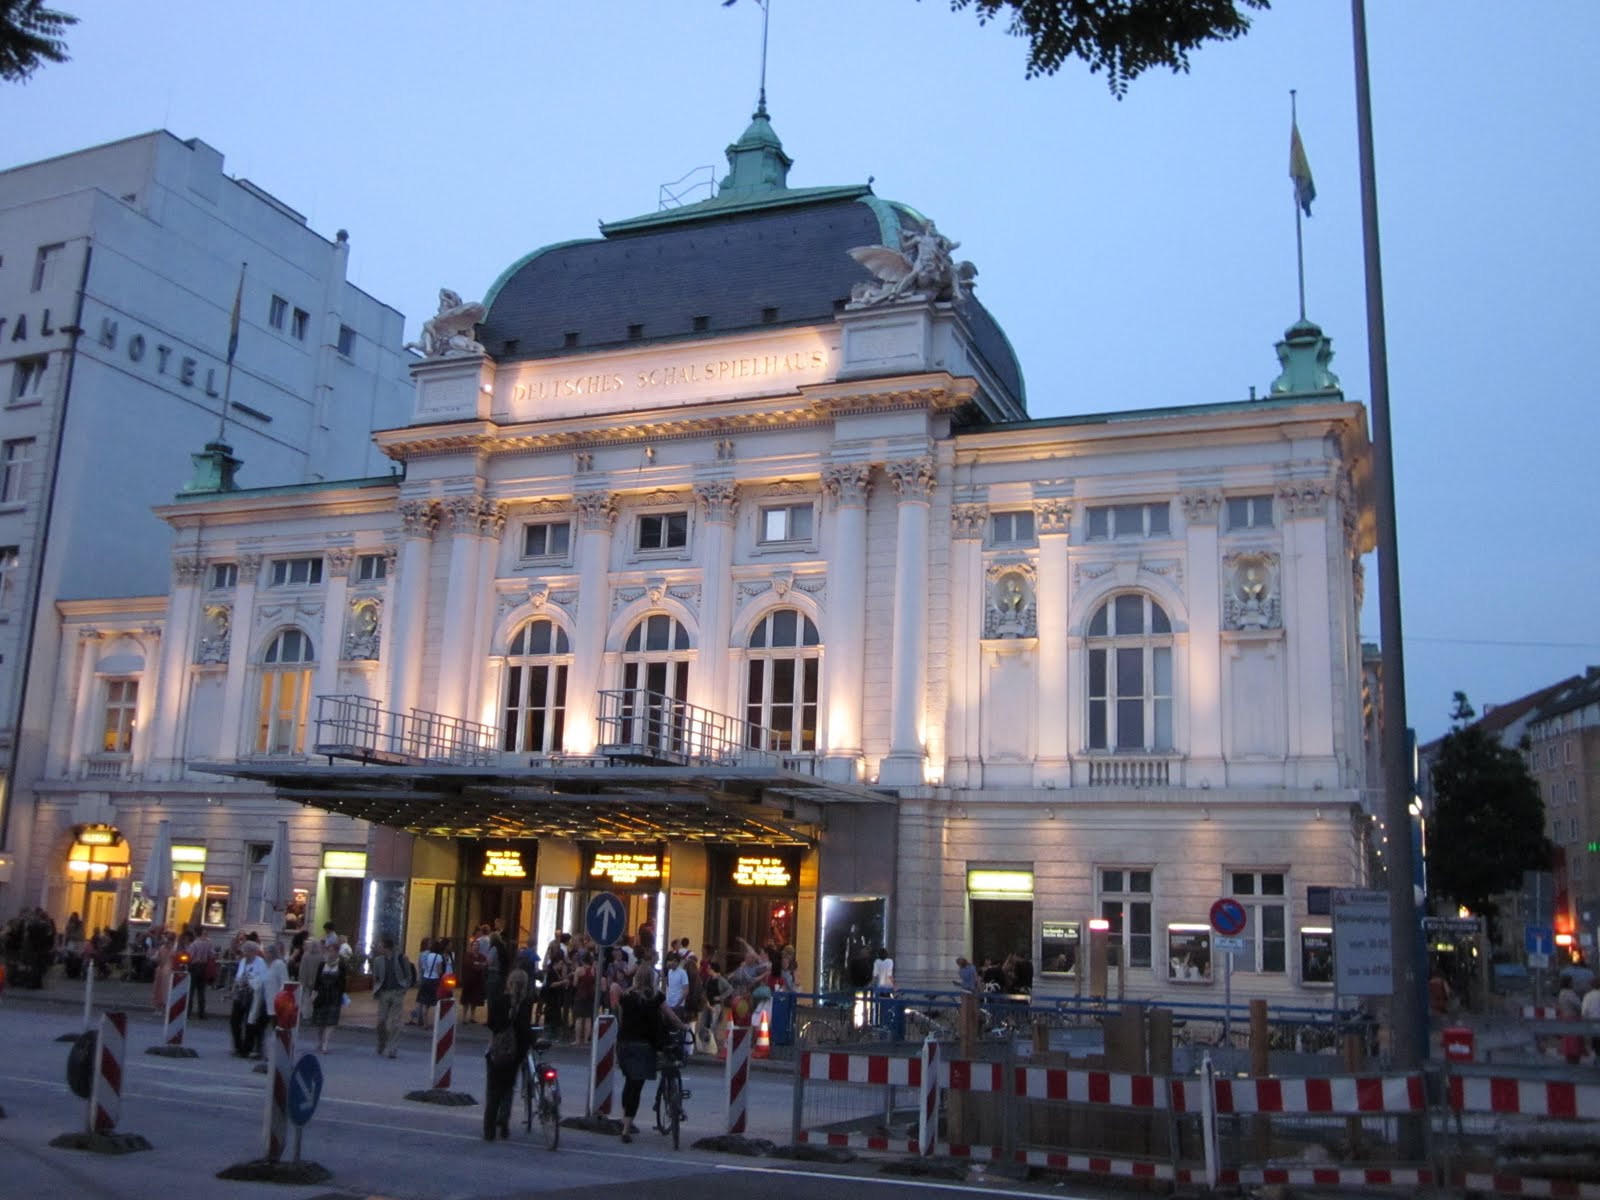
171 844 208 865
75 826 118 847
590 852 662 886
732 856 793 888
481 849 527 880
323 850 368 872
967 870 1033 895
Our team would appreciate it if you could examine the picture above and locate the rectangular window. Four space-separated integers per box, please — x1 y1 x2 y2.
268 556 323 587
637 510 688 551
522 520 572 559
1229 869 1288 974
1099 868 1153 969
1 438 35 503
336 324 356 356
101 679 139 754
1086 501 1170 540
990 509 1035 545
758 503 814 545
245 842 272 922
10 357 47 404
1226 494 1274 530
355 553 387 582
209 562 238 590
0 546 18 607
32 242 65 291
268 295 288 329
291 308 310 341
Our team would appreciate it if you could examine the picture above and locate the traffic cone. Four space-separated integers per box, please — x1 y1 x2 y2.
754 1006 771 1059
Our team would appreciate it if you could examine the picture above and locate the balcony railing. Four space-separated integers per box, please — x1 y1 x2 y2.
312 695 498 767
595 688 789 769
83 753 131 781
1085 753 1181 788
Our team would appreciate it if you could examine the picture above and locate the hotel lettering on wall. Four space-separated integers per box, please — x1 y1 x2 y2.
90 315 233 400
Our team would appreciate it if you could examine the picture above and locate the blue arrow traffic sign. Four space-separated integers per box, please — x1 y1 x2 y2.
586 891 626 946
1210 898 1248 938
288 1053 324 1127
1526 924 1554 958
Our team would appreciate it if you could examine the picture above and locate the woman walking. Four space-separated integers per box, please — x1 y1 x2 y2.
460 929 487 1024
308 943 347 1053
616 968 685 1143
571 950 597 1046
483 968 533 1141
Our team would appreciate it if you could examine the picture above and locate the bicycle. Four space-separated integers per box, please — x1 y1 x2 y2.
520 1026 561 1150
651 1030 693 1150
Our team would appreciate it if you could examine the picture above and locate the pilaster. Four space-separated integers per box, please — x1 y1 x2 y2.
881 457 935 787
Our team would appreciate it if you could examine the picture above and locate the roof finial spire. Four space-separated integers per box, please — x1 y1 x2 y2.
756 0 771 118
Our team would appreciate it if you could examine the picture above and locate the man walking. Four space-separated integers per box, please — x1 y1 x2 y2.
372 936 408 1058
187 927 217 1019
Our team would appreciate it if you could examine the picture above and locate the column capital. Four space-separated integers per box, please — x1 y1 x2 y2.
171 555 205 586
1180 490 1223 525
822 462 873 508
442 494 499 535
1277 480 1332 518
694 480 740 524
1033 497 1072 537
237 553 263 577
325 547 354 575
77 626 103 642
885 457 936 501
398 499 440 539
575 490 618 530
951 503 987 540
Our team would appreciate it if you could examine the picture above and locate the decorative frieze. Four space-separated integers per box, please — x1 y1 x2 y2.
950 503 987 540
822 462 873 508
522 499 570 517
1033 497 1072 536
640 489 686 507
714 438 736 462
611 580 700 614
763 479 810 497
694 480 740 524
1139 559 1185 596
1181 491 1223 525
885 457 936 500
1072 561 1115 590
1222 551 1281 631
574 491 617 530
171 555 205 586
398 500 440 539
737 572 826 608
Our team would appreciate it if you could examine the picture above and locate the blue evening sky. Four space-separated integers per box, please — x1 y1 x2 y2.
7 1 1597 741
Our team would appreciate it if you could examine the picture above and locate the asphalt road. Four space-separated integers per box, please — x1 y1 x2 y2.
0 997 1123 1200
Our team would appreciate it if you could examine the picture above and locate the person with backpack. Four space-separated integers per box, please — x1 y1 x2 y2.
371 936 413 1058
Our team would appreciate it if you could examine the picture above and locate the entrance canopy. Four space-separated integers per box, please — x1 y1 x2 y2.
195 759 888 846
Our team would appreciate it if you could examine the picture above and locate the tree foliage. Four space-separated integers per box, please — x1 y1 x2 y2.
1427 692 1550 920
949 0 1270 94
1 0 75 84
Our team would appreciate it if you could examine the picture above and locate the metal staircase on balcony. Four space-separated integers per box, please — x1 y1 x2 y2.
593 689 789 769
312 695 498 767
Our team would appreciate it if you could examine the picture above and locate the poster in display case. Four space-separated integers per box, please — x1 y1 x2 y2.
202 884 231 928
128 880 155 924
1301 928 1335 985
1039 920 1080 976
1167 924 1213 983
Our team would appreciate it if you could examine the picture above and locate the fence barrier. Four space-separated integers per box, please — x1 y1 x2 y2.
792 1047 923 1153
89 1011 127 1134
725 1025 751 1134
589 1013 617 1118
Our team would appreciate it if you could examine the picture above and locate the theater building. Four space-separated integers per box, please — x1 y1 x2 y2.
28 109 1378 999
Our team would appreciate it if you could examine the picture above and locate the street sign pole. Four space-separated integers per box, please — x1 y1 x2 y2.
1209 899 1249 1045
585 892 623 1125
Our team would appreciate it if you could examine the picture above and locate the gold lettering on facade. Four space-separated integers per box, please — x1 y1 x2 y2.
732 856 792 888
512 350 828 409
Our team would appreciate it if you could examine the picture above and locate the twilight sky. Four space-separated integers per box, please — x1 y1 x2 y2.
6 1 1597 741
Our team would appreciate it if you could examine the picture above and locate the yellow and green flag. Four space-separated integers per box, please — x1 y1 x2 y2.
1290 120 1316 217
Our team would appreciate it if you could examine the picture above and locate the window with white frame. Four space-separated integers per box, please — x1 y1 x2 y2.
32 242 65 291
255 628 315 755
1 438 35 504
501 618 571 753
619 615 692 752
1098 868 1153 969
1086 501 1170 541
268 556 323 587
522 520 571 559
101 679 138 754
1228 869 1287 973
10 356 46 404
1225 495 1274 531
209 562 238 590
744 609 821 752
990 509 1035 545
268 295 288 329
355 553 387 582
637 510 688 552
245 842 272 922
1086 593 1174 752
758 502 814 545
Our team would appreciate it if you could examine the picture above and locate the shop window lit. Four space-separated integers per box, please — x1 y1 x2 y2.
1086 594 1173 752
1086 501 1170 541
1229 869 1287 973
255 628 315 755
968 867 1034 971
758 503 813 545
246 842 272 922
1099 868 1153 969
501 618 571 753
101 679 138 753
745 608 820 752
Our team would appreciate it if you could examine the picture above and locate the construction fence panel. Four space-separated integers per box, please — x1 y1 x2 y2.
1444 1066 1600 1198
791 1049 923 1154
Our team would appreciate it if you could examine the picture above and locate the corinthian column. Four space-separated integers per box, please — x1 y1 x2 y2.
313 548 353 713
821 462 872 781
946 503 986 787
1033 496 1072 785
386 501 437 718
217 554 260 757
563 491 616 754
435 494 493 721
152 554 204 776
880 456 935 788
692 480 738 718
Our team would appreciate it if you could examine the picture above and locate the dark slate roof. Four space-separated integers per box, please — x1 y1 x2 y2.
477 194 1025 407
1534 667 1600 725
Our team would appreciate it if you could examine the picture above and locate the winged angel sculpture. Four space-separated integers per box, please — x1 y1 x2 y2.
848 222 978 307
406 288 487 357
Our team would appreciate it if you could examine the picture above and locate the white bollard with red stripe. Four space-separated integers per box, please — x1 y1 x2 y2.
918 1035 940 1157
88 1011 127 1133
724 1025 751 1134
260 982 298 1162
590 1013 618 1117
162 970 189 1048
429 996 457 1090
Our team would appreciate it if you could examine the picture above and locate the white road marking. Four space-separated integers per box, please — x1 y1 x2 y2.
715 1163 1098 1200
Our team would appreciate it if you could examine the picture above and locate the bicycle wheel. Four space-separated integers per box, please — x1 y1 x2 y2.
521 1059 534 1131
664 1071 682 1150
539 1081 560 1150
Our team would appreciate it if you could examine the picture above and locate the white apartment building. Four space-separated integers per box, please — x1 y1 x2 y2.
24 113 1377 1003
0 132 414 922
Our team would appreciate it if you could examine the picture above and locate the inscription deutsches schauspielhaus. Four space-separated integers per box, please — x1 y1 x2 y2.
510 348 828 407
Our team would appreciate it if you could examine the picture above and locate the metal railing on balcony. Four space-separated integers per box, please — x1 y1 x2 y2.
312 695 498 767
1085 753 1180 788
595 688 789 769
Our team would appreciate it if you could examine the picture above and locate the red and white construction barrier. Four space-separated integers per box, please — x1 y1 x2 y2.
1234 1166 1434 1188
1449 1075 1600 1119
429 996 457 1090
161 971 189 1048
1455 1172 1600 1198
1017 1065 1171 1109
589 1013 617 1118
89 1011 127 1133
1017 1150 1185 1181
260 983 298 1162
724 1025 751 1134
1521 1006 1560 1020
798 1049 921 1086
918 1036 939 1157
1212 1074 1427 1115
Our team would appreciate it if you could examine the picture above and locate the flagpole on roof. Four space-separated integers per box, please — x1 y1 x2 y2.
1290 90 1310 322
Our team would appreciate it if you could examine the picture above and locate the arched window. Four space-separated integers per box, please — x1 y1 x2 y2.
745 609 820 752
501 618 571 753
619 615 693 752
1086 594 1173 752
255 628 315 755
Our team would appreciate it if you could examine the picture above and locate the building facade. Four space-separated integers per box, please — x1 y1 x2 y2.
0 132 415 920
1528 669 1600 956
23 114 1379 1002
